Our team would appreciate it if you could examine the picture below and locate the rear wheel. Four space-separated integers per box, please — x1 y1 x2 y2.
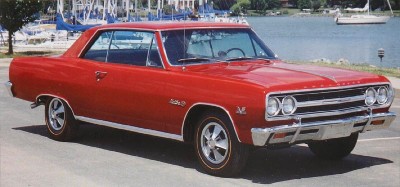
307 133 358 160
194 111 249 177
45 97 79 141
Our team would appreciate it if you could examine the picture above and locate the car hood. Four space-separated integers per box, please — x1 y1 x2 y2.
183 61 388 91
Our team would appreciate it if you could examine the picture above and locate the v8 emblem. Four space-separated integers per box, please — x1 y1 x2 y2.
236 107 247 115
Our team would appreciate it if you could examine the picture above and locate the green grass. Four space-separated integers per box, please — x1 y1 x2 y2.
0 51 62 58
288 61 400 78
247 8 400 17
247 9 301 16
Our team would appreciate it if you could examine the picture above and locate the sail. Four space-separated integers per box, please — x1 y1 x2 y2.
56 14 99 32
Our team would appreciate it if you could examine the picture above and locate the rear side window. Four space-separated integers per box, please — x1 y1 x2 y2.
82 30 162 68
83 32 112 62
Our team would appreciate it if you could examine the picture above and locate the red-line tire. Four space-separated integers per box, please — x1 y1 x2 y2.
45 97 79 141
194 110 249 177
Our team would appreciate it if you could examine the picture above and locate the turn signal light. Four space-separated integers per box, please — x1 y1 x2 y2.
273 133 287 139
371 120 385 125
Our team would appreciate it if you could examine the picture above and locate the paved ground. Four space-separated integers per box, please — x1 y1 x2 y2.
1 59 399 186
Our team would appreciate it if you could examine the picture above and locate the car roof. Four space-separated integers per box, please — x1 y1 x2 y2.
91 21 250 31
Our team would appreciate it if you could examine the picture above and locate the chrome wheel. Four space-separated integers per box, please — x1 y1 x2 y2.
48 98 65 131
200 122 229 164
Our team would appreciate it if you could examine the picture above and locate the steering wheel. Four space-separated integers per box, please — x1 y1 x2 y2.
226 48 246 57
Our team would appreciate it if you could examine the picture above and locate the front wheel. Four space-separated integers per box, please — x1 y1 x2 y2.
45 97 79 141
194 111 249 177
307 133 358 160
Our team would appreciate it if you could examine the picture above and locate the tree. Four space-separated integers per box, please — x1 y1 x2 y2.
213 0 236 10
267 0 282 9
230 0 251 15
311 0 321 11
298 0 312 9
0 0 41 54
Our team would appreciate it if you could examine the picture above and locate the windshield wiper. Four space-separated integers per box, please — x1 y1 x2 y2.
225 57 254 61
225 57 273 62
177 58 211 63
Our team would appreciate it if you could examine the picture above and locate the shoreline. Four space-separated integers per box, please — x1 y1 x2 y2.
288 60 400 78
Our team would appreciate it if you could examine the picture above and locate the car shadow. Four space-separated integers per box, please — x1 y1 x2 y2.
13 124 393 184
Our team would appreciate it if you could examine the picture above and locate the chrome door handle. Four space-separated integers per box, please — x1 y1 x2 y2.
95 71 108 81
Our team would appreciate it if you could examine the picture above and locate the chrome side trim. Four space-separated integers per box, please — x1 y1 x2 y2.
4 81 14 97
181 102 242 142
76 116 183 141
297 95 365 107
252 112 396 146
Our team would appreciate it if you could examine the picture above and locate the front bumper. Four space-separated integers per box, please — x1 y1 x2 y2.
4 81 14 97
251 111 396 146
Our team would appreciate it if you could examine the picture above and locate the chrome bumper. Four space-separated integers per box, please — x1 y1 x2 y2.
251 112 396 146
4 81 14 97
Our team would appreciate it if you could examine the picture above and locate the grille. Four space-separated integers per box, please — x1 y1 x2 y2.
267 84 390 121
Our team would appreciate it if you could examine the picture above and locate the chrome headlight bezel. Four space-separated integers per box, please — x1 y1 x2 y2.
365 87 377 106
266 97 281 117
282 96 297 115
377 86 389 104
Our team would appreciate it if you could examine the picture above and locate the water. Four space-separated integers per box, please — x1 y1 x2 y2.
248 16 400 68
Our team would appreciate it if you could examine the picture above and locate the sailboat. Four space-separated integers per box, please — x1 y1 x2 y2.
335 0 393 25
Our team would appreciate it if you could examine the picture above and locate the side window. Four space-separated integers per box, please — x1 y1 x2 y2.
82 30 162 68
83 31 112 62
107 31 153 66
146 38 163 68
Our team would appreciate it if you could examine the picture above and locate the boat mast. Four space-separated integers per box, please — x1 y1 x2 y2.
386 0 394 15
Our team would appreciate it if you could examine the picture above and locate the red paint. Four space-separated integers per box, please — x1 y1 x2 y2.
8 22 392 145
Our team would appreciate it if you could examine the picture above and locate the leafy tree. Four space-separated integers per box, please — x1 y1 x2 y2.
213 0 236 10
298 0 312 9
230 0 251 15
392 0 400 10
251 0 268 13
311 0 321 11
0 0 41 54
267 0 282 9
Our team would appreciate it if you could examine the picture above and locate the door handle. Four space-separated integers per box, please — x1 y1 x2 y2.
95 71 108 81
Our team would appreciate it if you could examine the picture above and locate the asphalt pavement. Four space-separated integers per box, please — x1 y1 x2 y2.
1 59 399 186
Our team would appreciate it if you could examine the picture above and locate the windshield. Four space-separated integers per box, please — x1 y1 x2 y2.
161 28 276 65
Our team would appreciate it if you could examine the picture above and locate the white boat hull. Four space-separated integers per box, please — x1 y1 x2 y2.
336 15 390 25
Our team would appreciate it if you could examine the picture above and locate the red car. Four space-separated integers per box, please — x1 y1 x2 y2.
6 22 396 177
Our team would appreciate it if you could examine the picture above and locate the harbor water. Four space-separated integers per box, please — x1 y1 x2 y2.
248 16 400 68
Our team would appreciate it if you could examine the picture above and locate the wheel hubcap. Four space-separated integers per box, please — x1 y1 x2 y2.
48 98 65 131
200 122 229 164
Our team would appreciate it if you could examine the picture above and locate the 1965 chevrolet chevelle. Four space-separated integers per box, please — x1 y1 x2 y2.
5 22 396 176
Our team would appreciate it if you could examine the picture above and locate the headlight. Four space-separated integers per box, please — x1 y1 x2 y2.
267 97 280 116
365 87 377 106
282 96 297 115
377 87 388 104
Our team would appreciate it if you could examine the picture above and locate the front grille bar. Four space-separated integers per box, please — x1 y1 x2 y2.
297 95 365 107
